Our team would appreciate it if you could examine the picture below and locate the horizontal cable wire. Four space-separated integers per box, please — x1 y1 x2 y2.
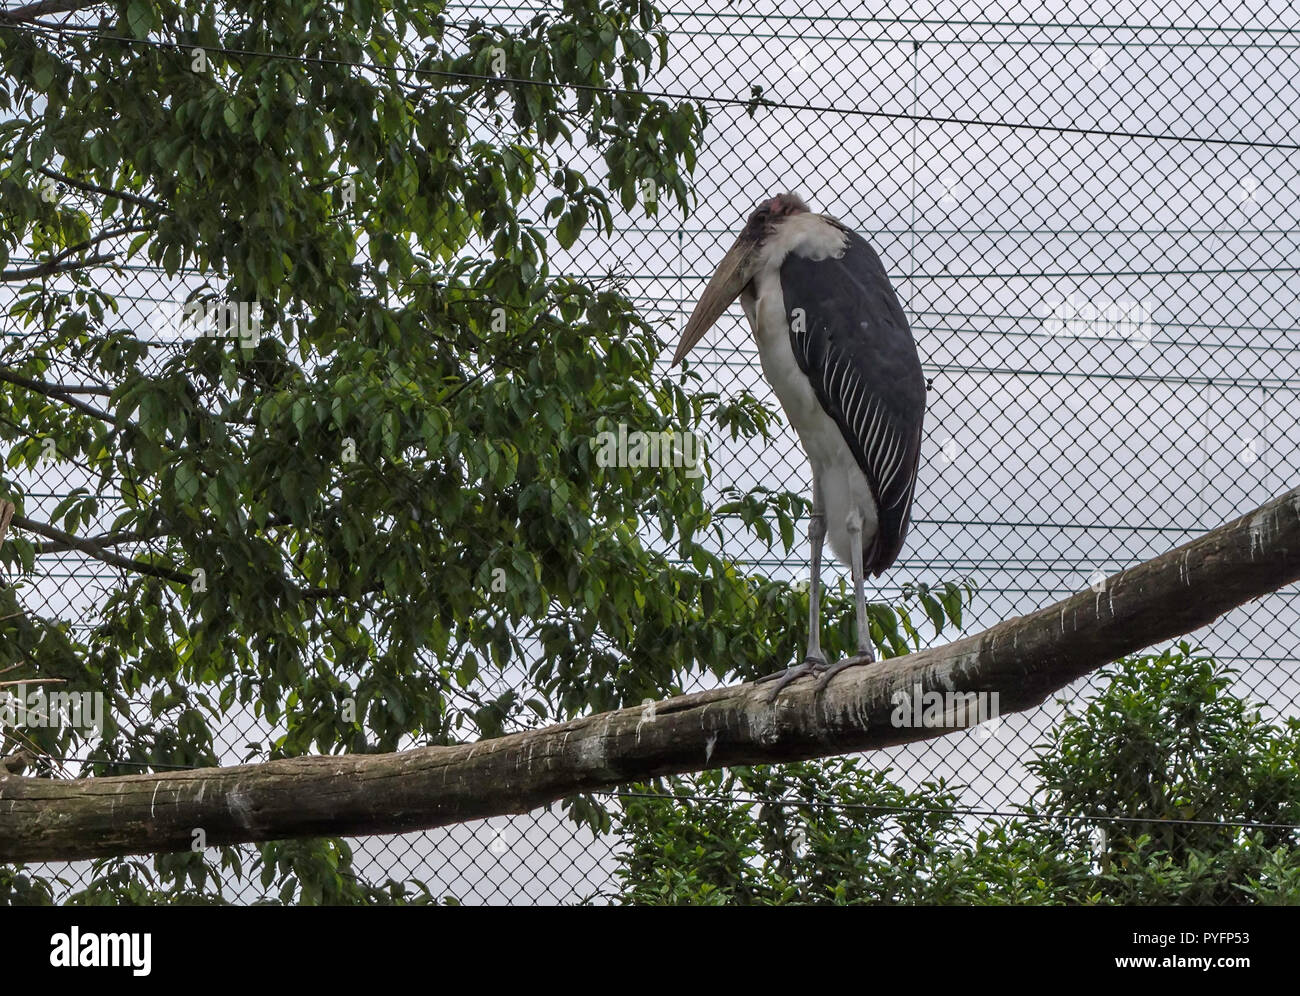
0 22 1296 152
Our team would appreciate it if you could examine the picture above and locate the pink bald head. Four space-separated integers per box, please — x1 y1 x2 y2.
764 192 810 216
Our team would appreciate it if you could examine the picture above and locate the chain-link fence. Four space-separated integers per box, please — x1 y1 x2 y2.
3 0 1298 903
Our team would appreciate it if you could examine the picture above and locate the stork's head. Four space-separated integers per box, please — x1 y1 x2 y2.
671 192 811 366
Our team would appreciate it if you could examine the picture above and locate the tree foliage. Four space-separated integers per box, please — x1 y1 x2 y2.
0 1 969 903
613 645 1300 905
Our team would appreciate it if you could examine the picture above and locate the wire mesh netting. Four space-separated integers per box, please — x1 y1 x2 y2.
2 0 1298 903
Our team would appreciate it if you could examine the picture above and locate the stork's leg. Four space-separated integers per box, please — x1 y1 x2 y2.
804 485 828 666
848 515 874 659
815 511 877 691
756 482 828 699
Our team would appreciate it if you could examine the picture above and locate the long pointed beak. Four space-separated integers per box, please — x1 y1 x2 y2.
671 237 755 366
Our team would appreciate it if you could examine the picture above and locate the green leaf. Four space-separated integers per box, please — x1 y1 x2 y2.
253 105 272 143
31 56 54 92
127 0 152 38
556 211 579 249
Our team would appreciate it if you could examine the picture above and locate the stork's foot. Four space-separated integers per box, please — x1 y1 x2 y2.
756 654 828 701
814 648 878 692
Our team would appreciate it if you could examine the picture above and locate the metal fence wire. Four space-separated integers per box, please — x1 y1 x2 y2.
2 0 1299 903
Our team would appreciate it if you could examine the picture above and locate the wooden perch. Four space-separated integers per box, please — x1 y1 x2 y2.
1 485 1299 863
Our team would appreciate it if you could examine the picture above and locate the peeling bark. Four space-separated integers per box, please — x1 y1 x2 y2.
2 485 1298 863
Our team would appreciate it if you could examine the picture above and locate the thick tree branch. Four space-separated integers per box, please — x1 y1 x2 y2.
0 1 103 24
30 165 165 215
0 223 153 283
7 513 191 584
0 367 115 422
2 485 1298 863
30 525 163 555
0 251 114 282
0 366 113 396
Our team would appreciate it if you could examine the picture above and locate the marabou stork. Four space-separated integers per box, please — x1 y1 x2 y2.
672 193 926 696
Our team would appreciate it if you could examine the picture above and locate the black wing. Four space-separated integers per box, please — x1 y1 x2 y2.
780 227 926 575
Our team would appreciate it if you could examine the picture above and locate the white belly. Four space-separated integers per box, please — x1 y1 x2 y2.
743 271 878 568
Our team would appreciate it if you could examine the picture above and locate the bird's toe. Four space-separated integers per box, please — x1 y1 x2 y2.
814 652 878 692
757 662 817 701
